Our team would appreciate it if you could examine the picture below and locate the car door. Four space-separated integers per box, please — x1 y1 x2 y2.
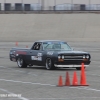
30 42 44 65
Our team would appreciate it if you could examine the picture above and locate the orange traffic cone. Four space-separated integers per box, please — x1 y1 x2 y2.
26 45 28 48
15 42 18 46
72 71 78 86
57 76 63 87
80 63 89 86
65 72 70 86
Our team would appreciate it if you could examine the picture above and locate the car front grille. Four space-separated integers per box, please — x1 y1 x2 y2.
64 55 83 60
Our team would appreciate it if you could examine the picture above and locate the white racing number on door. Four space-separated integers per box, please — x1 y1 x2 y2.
37 53 42 61
31 53 42 61
31 56 38 60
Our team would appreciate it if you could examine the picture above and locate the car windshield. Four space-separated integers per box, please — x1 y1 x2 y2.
43 42 72 51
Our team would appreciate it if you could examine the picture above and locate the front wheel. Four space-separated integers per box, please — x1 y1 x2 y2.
45 58 55 70
17 58 27 68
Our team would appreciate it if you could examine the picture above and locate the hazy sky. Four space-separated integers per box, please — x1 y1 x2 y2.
0 0 100 5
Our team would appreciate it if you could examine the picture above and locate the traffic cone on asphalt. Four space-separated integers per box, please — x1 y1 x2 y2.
26 45 28 48
72 71 78 86
58 76 63 87
80 63 89 86
15 42 18 46
65 72 70 86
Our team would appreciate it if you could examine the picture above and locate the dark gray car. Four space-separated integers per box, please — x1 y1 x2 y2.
9 40 91 70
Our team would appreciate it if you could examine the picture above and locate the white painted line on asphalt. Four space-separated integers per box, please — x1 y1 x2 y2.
0 51 9 52
87 73 100 77
0 66 38 76
0 66 25 73
0 78 100 92
70 86 100 92
85 87 100 91
0 88 28 100
0 66 5 68
26 97 100 99
27 72 38 76
0 78 56 87
8 69 26 73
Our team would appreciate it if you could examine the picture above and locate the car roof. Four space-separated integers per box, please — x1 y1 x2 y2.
35 40 65 43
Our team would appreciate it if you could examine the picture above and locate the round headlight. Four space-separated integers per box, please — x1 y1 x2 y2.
62 55 64 59
58 55 61 59
86 55 89 59
83 55 85 59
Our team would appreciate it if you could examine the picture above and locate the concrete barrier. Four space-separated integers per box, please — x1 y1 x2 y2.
0 14 100 42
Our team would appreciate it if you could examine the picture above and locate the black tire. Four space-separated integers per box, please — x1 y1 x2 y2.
45 58 55 70
17 58 27 68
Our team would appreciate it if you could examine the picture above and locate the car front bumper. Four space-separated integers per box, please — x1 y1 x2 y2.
54 64 89 68
54 60 90 68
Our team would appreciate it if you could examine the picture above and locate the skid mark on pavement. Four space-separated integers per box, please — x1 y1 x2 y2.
0 88 28 100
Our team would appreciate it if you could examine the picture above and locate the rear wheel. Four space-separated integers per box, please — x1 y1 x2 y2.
17 58 27 68
45 58 55 70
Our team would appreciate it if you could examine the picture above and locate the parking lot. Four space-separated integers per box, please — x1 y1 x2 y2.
0 42 100 100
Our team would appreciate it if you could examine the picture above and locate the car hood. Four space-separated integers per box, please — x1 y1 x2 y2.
57 50 89 55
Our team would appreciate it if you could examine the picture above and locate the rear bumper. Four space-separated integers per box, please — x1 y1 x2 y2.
54 64 89 68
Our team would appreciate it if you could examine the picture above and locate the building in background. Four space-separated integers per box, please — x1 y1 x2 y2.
0 0 100 11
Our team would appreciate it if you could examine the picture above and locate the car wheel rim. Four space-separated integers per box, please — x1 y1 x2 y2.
46 58 52 69
17 58 23 67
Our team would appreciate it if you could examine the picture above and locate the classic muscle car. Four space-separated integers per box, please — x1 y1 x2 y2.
9 40 91 70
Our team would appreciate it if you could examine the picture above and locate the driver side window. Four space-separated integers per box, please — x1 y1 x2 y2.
32 42 42 50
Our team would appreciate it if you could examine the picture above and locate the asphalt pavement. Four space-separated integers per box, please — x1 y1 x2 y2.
0 42 100 100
